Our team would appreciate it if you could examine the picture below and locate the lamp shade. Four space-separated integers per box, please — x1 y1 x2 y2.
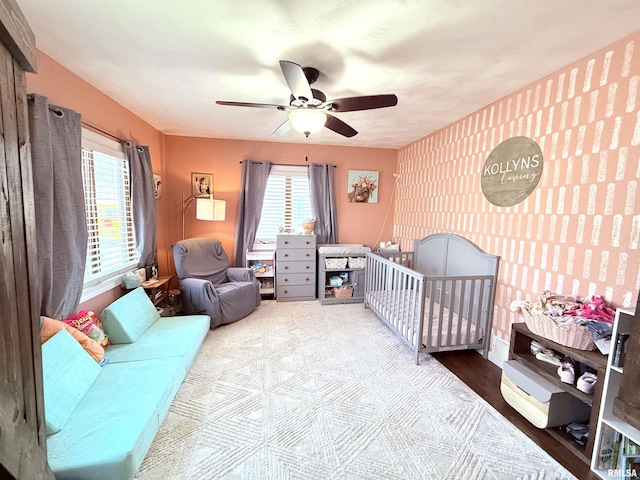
196 197 226 221
288 109 327 135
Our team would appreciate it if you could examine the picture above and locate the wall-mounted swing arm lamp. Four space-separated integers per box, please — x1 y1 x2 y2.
181 194 226 239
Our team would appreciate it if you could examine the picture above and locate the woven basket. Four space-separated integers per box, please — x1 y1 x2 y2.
334 286 353 298
348 257 366 269
521 308 597 351
325 257 347 269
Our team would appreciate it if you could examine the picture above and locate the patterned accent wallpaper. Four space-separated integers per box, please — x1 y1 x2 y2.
396 32 640 344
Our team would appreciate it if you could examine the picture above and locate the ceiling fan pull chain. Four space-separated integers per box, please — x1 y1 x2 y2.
305 136 310 162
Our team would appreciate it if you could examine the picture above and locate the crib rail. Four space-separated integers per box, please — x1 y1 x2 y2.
373 250 414 268
365 253 425 363
422 274 494 354
365 252 496 364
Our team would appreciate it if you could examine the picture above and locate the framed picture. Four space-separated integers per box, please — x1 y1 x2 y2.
153 173 162 199
192 172 212 197
347 170 379 203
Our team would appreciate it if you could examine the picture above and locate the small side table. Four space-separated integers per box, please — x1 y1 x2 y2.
141 275 173 309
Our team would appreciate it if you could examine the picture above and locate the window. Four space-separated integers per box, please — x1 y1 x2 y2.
255 165 312 244
80 129 138 299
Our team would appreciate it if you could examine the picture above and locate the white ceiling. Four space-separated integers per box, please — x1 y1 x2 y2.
16 0 640 149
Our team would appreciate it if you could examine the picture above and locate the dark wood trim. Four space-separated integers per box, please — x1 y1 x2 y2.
0 2 52 476
0 0 36 73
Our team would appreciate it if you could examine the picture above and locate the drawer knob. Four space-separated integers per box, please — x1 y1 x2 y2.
284 279 288 282
285 254 289 257
305 266 310 269
284 241 289 244
284 290 288 294
285 266 289 270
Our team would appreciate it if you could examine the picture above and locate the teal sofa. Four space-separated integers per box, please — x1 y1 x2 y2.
42 287 210 480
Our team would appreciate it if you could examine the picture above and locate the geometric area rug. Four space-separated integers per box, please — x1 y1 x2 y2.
136 300 576 480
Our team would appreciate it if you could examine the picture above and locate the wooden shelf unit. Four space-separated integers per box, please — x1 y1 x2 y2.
141 275 173 313
509 322 608 464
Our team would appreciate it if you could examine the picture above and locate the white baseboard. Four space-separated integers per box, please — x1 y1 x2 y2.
488 335 510 368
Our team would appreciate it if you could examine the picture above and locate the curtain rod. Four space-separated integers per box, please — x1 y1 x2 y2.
239 161 336 167
81 121 124 143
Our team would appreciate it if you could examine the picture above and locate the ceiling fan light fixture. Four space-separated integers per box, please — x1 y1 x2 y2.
288 108 327 136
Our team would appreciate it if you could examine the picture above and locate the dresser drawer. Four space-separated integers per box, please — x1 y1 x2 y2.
277 235 316 249
276 260 315 274
278 272 315 286
277 249 315 262
276 284 316 300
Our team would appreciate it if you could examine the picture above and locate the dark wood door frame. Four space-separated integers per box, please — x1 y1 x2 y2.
0 1 53 478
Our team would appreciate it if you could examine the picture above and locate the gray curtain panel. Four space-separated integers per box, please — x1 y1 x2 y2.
124 142 157 268
309 163 338 244
28 94 86 319
233 160 272 266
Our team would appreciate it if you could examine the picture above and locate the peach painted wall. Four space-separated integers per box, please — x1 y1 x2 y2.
163 136 397 270
26 51 168 313
395 31 640 348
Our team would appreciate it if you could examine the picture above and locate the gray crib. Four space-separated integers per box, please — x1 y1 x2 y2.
364 233 500 364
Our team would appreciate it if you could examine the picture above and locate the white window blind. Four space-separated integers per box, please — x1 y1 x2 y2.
255 165 312 243
81 128 138 287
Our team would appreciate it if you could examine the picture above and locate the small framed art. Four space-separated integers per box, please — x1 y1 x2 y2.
153 173 162 199
192 172 212 196
347 170 379 203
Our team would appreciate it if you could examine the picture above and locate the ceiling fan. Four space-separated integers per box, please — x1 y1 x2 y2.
216 60 398 138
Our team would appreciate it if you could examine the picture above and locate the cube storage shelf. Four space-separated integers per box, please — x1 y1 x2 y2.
317 254 366 305
590 308 640 479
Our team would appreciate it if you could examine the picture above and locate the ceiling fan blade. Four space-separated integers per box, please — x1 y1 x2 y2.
271 119 292 137
216 100 288 110
325 114 357 138
279 60 313 102
329 94 398 112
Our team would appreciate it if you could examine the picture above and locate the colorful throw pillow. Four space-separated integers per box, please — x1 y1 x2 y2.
40 316 105 363
63 310 110 350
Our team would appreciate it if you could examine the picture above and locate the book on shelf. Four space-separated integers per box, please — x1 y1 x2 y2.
612 332 630 367
623 436 640 456
597 423 623 470
619 454 640 478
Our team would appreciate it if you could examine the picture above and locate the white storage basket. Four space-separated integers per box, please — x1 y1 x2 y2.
348 257 366 269
325 257 347 269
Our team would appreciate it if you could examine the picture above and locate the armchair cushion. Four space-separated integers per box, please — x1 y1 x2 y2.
172 237 229 285
227 267 256 283
172 237 261 329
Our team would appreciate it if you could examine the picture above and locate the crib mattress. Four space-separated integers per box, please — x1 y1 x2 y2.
366 290 482 348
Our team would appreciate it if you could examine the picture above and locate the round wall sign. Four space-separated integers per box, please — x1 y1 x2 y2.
481 136 543 207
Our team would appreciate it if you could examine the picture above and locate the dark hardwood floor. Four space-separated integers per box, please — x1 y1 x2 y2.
432 350 599 480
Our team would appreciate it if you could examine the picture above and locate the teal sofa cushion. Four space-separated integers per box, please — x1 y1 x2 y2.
46 357 184 480
105 315 209 372
41 329 101 435
100 287 160 343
